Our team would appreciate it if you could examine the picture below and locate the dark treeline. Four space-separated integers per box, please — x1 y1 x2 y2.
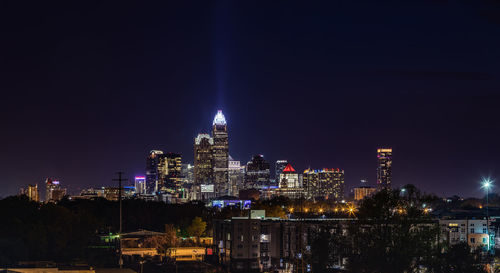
0 196 207 266
310 185 488 273
1 186 495 271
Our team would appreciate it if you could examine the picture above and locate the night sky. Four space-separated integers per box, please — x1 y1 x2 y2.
1 1 500 198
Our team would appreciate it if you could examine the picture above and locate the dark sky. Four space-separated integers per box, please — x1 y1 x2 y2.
1 1 500 198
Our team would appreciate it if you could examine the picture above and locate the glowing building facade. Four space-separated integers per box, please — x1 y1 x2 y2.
245 155 270 189
146 150 164 193
134 176 146 195
303 168 345 201
21 184 39 202
194 133 214 185
353 186 377 201
181 163 194 184
377 148 392 189
275 163 304 199
228 156 245 196
45 178 66 202
212 110 229 196
278 164 300 188
275 160 288 183
157 152 182 191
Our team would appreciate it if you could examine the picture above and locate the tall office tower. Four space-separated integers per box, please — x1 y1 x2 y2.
212 110 229 196
228 156 245 196
157 152 182 191
181 163 195 184
303 168 345 201
134 176 146 195
245 155 271 189
278 164 300 188
377 148 392 189
275 160 289 183
146 150 164 193
21 184 39 202
194 133 214 186
45 178 66 202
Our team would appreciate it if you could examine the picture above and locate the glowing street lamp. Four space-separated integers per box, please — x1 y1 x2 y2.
481 178 494 252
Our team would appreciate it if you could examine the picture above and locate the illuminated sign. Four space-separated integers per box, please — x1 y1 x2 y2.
201 184 214 193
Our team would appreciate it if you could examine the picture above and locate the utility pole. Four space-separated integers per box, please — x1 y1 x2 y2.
113 171 127 269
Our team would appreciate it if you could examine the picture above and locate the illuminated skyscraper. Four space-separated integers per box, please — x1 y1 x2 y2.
134 176 146 195
278 163 300 188
157 152 182 191
194 133 214 185
245 155 270 189
146 150 164 193
212 110 229 196
275 160 288 183
377 148 392 189
181 163 194 184
228 155 245 196
21 184 39 202
303 168 345 201
45 178 66 202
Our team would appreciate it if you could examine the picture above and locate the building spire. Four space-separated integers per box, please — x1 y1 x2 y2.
213 110 227 126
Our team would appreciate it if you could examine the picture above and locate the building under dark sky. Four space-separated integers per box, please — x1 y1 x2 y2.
1 1 500 197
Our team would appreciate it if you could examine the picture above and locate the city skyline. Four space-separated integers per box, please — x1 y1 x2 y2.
1 1 500 198
6 108 494 200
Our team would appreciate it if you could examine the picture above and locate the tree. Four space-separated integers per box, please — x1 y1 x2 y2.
429 243 487 273
344 188 440 273
186 217 206 239
142 232 177 253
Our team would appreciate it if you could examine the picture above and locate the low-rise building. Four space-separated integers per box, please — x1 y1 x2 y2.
439 219 495 251
213 212 353 272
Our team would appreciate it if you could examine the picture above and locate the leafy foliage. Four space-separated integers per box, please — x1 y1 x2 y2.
310 185 489 273
0 196 207 266
186 216 207 238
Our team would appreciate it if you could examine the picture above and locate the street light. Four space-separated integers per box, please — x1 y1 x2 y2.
481 178 494 252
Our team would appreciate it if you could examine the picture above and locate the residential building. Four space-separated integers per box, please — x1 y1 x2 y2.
213 214 352 272
439 219 494 251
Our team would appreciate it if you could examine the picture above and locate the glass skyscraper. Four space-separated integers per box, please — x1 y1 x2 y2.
377 148 392 189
